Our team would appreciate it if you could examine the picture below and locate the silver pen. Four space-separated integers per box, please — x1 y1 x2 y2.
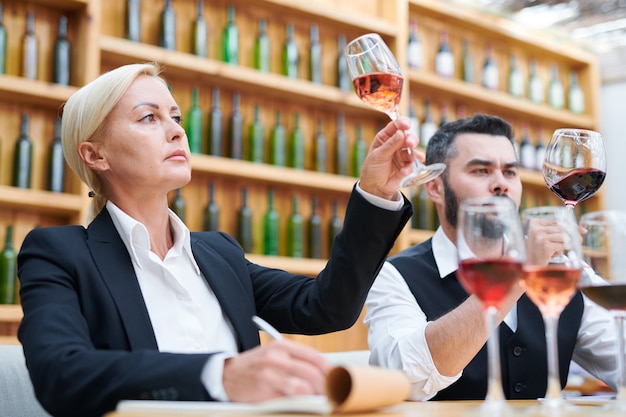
252 315 284 340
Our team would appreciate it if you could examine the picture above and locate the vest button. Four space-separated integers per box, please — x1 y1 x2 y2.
513 346 523 356
514 382 525 393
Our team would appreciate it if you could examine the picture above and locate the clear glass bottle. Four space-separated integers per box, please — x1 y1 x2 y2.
254 19 270 72
159 0 176 50
336 35 350 91
568 71 585 115
547 65 564 109
22 12 38 80
0 3 7 74
508 54 524 98
407 19 423 70
283 23 298 79
192 0 207 57
435 31 454 78
420 101 437 148
481 44 499 90
126 0 141 42
309 24 322 84
527 60 544 104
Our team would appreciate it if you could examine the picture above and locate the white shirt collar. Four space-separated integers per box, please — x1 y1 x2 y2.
432 227 459 279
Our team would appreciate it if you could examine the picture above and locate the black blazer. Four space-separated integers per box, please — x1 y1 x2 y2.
18 189 412 417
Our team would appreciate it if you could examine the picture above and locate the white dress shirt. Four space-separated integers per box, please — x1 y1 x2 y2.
365 226 620 401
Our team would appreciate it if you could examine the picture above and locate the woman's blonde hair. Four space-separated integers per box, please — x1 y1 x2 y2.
61 62 163 220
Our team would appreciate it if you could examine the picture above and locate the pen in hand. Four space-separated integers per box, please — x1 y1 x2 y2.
252 315 284 340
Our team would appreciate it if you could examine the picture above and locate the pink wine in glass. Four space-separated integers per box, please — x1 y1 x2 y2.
581 284 626 311
521 265 581 316
353 72 404 117
457 258 523 309
548 168 606 206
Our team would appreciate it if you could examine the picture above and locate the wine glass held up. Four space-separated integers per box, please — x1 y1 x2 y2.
344 33 445 187
542 128 606 212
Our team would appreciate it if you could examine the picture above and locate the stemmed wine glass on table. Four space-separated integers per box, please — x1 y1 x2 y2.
456 196 526 416
344 33 446 187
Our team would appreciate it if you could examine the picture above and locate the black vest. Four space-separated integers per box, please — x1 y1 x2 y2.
389 238 584 400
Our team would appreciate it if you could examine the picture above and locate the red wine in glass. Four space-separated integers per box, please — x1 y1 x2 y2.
581 284 626 311
548 168 606 207
457 258 523 310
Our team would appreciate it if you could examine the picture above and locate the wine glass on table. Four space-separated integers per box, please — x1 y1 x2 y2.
345 33 446 187
520 206 583 415
580 210 626 411
542 128 606 213
456 196 526 416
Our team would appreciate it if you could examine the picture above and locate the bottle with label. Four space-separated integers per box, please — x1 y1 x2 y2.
13 114 33 189
192 0 207 57
568 71 585 115
269 111 286 167
547 65 564 109
208 87 222 156
508 54 524 98
407 19 423 70
126 0 141 42
0 3 7 74
328 200 343 254
228 92 243 159
527 60 544 104
203 182 219 232
48 119 65 193
170 188 186 222
254 19 270 73
288 113 305 169
22 12 38 80
263 189 280 256
283 23 298 79
435 31 454 78
237 187 254 253
313 118 326 173
336 35 350 92
407 97 420 139
335 114 348 175
534 128 546 172
308 197 322 259
53 16 71 86
159 0 176 50
186 87 203 154
420 101 437 148
247 103 264 163
0 225 17 305
481 45 499 90
222 5 238 65
309 24 322 84
518 124 535 171
352 124 367 177
461 39 474 83
287 196 303 258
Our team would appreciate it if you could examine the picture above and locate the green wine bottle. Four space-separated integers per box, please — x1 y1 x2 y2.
248 103 264 163
0 225 17 305
263 189 280 256
192 0 207 57
13 114 33 189
307 197 322 259
222 5 238 65
53 16 71 86
309 24 322 84
335 114 348 175
22 12 38 80
283 23 298 79
288 113 305 169
237 187 253 253
461 39 474 83
0 3 8 74
313 118 326 173
48 119 65 193
159 0 176 50
336 35 350 91
126 0 141 42
254 18 270 73
269 111 285 166
186 87 203 154
352 124 367 177
208 87 223 156
328 200 343 254
170 188 186 221
287 196 303 258
203 182 219 232
228 92 243 159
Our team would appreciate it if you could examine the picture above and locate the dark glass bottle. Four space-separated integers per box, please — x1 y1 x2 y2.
222 5 238 65
283 23 298 79
435 31 453 79
288 113 305 169
170 188 186 221
269 111 286 166
53 16 71 86
307 197 322 259
313 118 326 173
407 19 423 70
335 114 348 175
203 182 219 232
336 35 350 92
254 19 270 73
0 3 7 74
0 225 17 305
461 39 473 83
287 196 303 258
13 114 33 189
159 0 176 51
208 87 223 156
309 24 322 84
192 0 207 57
126 0 141 42
328 200 343 254
48 119 65 193
263 189 280 256
410 189 420 229
248 103 264 163
237 187 254 253
352 124 367 177
186 87 203 154
228 92 243 159
22 12 38 80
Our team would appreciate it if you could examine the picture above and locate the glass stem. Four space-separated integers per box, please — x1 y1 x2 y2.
614 314 626 401
543 313 562 404
485 306 506 403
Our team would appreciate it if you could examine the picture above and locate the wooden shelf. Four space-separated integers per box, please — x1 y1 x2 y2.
0 75 78 109
0 186 83 216
27 0 89 10
246 254 327 277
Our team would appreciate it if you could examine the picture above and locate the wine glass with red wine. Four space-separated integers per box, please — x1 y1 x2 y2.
456 196 526 415
345 33 445 187
543 128 606 212
580 210 626 411
520 206 583 414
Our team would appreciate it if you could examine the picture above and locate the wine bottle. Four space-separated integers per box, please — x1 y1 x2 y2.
439 103 449 128
527 60 544 104
192 0 207 57
222 5 238 65
336 35 350 92
52 16 71 86
407 97 420 139
328 200 343 254
308 197 322 259
547 65 564 109
352 124 367 177
0 3 7 74
288 113 305 169
248 103 264 163
287 196 303 258
126 0 141 42
159 0 176 51
460 39 473 83
263 189 280 256
309 24 322 84
48 119 65 193
508 54 524 98
283 23 298 79
228 92 243 159
519 124 535 171
254 18 270 72
269 111 286 166
435 31 454 78
237 187 253 253
186 87 203 154
13 114 33 189
420 101 437 148
203 182 219 232
313 118 327 173
407 19 423 70
335 114 348 175
417 186 431 230
534 128 545 172
0 225 17 304
568 71 585 115
410 189 420 229
208 87 223 156
481 44 498 90
22 12 38 80
170 188 186 221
